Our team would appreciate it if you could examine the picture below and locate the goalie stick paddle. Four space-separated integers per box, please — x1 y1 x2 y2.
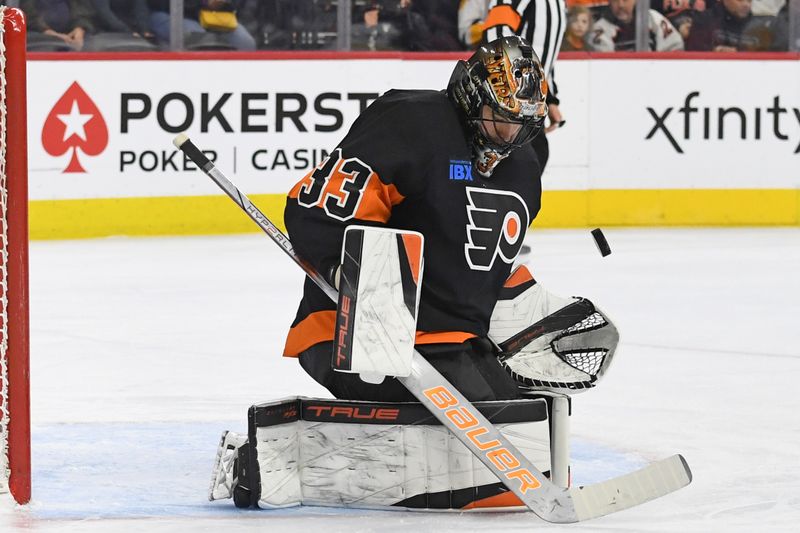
173 133 692 523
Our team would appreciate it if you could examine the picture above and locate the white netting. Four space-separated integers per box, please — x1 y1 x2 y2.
563 312 607 335
0 5 9 493
561 349 608 376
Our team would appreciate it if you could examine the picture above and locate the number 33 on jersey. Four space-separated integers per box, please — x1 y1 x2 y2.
293 148 399 222
289 148 529 273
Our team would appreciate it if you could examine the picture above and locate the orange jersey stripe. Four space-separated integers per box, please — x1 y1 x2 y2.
283 310 337 357
415 331 476 345
284 315 477 357
504 265 534 288
354 178 404 222
484 5 522 32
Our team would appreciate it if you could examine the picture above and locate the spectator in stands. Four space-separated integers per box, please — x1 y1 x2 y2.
147 0 256 50
234 0 267 48
671 12 694 41
259 0 338 50
406 0 461 50
565 0 611 25
353 0 461 51
590 0 685 51
91 0 154 39
651 0 707 42
20 0 95 50
236 0 278 49
561 5 594 50
353 0 405 50
768 2 790 50
685 0 779 51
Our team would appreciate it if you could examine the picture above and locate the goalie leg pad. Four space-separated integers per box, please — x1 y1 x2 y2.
208 430 249 502
228 396 562 511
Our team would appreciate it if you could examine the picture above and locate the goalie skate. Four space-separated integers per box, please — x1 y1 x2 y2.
208 430 248 501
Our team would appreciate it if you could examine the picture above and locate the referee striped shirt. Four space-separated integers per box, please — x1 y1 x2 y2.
483 0 567 100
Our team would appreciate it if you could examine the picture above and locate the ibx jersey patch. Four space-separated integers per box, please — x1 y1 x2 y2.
464 187 530 271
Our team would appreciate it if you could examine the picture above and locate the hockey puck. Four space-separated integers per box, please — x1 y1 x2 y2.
591 228 611 257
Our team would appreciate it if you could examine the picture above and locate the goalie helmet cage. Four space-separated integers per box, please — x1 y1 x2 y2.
0 6 31 505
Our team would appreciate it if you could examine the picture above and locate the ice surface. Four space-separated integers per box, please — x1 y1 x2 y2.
2 228 798 532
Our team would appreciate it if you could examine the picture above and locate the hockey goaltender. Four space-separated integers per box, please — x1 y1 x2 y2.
201 36 690 519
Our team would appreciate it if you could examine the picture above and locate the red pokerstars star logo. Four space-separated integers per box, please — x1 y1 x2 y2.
42 82 109 173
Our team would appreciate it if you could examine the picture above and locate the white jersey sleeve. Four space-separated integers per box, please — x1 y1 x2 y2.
649 9 685 51
589 17 618 52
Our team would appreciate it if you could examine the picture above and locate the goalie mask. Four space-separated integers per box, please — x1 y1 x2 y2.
447 36 548 177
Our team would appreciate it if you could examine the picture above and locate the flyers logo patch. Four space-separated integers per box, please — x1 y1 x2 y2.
465 188 529 271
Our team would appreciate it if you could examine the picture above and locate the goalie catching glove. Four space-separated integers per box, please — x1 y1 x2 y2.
489 265 619 392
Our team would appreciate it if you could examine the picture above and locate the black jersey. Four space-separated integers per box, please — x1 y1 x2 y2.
283 89 542 357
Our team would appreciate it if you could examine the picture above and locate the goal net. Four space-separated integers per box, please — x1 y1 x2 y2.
0 5 30 505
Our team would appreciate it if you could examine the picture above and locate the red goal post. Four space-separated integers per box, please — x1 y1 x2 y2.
0 5 31 505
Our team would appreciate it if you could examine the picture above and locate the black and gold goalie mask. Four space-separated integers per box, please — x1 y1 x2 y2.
447 36 548 177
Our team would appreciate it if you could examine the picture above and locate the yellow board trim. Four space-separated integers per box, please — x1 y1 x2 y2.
536 189 800 227
29 189 800 240
29 194 289 240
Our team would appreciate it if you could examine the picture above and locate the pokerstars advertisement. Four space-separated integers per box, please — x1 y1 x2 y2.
28 58 449 201
27 57 798 202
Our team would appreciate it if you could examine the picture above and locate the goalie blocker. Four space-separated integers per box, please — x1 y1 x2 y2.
210 395 570 511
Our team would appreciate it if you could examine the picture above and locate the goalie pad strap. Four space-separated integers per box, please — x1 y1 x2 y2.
251 396 548 427
243 396 554 510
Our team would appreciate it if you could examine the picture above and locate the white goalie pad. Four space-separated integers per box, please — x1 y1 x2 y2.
230 396 563 511
208 430 248 501
489 266 619 393
332 226 424 380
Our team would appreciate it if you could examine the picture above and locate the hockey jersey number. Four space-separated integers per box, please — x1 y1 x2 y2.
464 187 530 271
297 148 375 221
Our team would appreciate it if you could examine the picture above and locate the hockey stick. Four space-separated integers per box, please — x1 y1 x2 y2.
174 134 691 523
